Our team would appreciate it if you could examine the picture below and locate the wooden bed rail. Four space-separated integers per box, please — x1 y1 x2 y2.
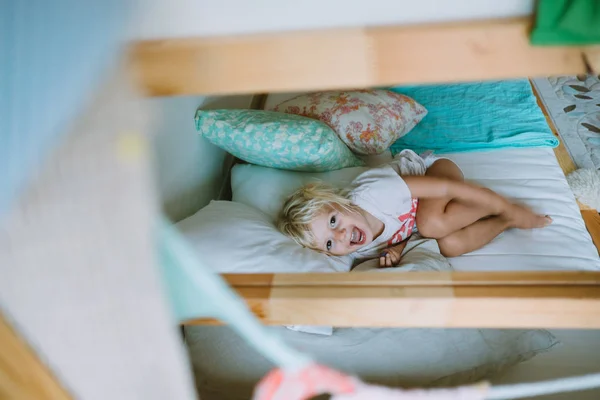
130 17 590 97
185 272 600 329
0 314 72 399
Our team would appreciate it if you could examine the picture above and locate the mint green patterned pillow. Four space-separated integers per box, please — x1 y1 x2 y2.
195 110 364 172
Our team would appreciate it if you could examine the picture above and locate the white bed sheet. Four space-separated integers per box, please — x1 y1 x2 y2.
443 148 600 271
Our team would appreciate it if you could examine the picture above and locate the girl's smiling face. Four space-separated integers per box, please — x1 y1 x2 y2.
309 207 383 256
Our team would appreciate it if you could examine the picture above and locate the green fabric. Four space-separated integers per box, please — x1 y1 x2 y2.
532 0 600 45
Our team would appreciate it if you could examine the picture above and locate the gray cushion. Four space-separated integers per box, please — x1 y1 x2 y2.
184 325 559 400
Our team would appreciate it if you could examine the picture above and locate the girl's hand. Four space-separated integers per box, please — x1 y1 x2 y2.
379 241 408 268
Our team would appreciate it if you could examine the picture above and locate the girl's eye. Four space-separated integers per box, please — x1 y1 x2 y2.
326 240 332 251
329 215 336 227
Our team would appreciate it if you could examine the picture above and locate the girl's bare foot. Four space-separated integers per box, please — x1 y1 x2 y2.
504 204 552 229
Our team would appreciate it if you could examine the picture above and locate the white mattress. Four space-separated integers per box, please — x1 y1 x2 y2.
442 148 600 271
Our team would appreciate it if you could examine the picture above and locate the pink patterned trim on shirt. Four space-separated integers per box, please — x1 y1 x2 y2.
388 198 419 246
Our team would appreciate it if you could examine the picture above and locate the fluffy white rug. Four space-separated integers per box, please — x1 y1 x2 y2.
567 169 600 211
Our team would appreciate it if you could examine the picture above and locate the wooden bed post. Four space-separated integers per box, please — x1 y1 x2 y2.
0 314 72 400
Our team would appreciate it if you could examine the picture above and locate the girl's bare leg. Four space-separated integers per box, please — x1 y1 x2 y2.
416 159 499 238
417 159 551 255
437 216 511 257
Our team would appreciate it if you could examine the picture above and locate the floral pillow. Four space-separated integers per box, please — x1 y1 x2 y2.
270 90 427 155
195 109 364 172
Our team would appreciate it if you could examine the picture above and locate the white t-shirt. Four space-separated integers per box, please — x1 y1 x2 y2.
347 149 451 259
349 164 419 259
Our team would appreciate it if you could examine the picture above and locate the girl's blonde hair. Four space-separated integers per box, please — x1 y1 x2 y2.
277 182 358 250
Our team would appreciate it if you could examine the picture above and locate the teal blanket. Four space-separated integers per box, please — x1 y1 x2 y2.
389 79 559 156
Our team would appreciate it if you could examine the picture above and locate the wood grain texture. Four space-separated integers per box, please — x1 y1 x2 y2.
184 273 600 328
130 18 587 96
584 46 600 73
0 314 72 400
222 271 600 287
581 209 600 256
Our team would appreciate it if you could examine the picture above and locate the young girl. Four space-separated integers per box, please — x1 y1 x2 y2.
278 150 552 267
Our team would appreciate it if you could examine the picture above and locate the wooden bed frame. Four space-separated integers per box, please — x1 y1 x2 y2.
129 16 600 330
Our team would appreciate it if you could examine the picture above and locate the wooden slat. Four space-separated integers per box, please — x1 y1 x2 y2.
185 283 600 328
130 18 587 97
0 314 72 400
581 209 600 256
222 271 600 287
184 272 600 328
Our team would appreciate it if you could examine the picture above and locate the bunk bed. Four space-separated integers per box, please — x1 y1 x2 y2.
130 16 600 330
3 4 600 400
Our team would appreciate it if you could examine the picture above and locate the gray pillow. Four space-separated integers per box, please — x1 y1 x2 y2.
185 325 559 400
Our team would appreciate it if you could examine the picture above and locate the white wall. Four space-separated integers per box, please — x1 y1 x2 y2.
132 0 534 39
149 95 252 222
